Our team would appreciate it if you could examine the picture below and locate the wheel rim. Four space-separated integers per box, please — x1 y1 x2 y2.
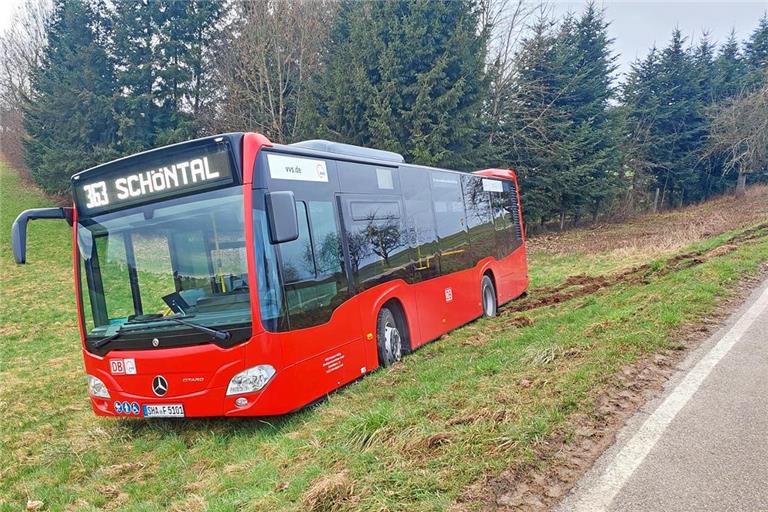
483 286 495 315
384 319 402 362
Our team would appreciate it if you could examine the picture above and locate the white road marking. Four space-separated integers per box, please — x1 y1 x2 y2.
571 285 768 512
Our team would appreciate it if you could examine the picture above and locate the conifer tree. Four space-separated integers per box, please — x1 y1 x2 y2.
551 4 619 224
111 0 223 152
744 13 768 88
714 30 748 100
24 0 118 195
308 0 488 168
500 16 566 226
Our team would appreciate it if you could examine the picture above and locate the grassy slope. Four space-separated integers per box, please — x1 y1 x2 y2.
2 161 768 511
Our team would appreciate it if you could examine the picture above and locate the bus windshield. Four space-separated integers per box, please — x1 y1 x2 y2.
77 187 250 339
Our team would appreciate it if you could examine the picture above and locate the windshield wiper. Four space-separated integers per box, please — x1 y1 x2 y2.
167 317 231 342
91 330 122 349
90 315 230 348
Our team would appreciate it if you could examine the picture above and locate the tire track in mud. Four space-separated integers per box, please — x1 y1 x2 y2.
503 223 768 317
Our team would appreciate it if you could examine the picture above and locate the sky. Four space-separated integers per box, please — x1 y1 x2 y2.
0 0 766 82
552 1 768 79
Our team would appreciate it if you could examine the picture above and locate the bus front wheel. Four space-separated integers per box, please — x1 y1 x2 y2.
376 306 405 367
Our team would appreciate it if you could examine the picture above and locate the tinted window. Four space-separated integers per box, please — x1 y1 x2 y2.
282 199 349 330
462 175 495 265
253 196 287 331
401 168 439 281
171 230 214 292
342 195 410 290
504 181 524 242
431 172 471 273
350 201 401 221
277 202 315 283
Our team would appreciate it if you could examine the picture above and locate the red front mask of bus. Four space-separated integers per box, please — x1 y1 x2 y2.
12 132 528 418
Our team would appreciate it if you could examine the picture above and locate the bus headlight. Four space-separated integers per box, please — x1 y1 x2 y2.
87 375 110 398
226 365 276 396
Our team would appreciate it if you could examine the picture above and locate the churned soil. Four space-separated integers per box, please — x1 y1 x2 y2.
508 223 768 315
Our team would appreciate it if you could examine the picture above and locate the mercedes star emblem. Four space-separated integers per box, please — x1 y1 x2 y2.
152 375 168 397
152 337 160 347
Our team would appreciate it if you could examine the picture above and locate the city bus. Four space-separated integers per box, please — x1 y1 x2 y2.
11 133 528 417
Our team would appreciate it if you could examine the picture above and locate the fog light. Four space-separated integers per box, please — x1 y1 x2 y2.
234 397 248 407
87 375 110 398
226 365 276 396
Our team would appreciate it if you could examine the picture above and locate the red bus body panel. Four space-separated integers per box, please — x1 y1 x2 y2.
76 139 529 417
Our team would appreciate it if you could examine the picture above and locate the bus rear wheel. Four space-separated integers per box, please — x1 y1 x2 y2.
481 275 497 317
376 306 405 367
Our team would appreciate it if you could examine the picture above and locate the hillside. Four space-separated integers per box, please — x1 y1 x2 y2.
2 161 768 511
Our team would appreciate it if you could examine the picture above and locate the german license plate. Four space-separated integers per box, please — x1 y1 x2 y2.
142 404 185 418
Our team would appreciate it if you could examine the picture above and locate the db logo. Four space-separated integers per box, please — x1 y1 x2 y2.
110 358 137 375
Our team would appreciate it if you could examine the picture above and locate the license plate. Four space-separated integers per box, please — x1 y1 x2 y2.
142 404 185 418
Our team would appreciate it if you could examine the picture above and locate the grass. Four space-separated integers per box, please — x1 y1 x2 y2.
2 161 768 511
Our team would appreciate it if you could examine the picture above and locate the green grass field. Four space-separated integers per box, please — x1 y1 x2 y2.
2 161 768 511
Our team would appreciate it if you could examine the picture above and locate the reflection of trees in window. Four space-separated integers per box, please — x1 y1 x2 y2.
345 208 408 288
463 177 492 228
364 214 403 265
316 231 344 275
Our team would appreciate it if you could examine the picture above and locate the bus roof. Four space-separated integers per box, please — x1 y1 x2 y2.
69 132 516 186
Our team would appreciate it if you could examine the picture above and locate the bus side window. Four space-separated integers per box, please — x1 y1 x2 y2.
278 202 315 283
279 200 349 330
431 172 471 274
253 200 287 332
462 175 495 266
342 197 409 291
504 181 524 243
401 168 439 282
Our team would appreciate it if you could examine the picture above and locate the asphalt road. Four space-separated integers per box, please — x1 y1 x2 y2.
558 278 768 512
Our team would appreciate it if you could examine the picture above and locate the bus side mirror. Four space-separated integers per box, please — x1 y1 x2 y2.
265 191 299 244
11 207 73 264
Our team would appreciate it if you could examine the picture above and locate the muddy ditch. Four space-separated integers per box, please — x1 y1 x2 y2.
503 223 768 316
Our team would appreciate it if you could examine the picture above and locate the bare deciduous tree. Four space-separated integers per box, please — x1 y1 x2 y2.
480 0 539 144
708 77 768 197
209 0 337 143
0 0 51 171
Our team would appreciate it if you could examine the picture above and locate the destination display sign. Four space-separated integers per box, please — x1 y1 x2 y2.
74 143 236 215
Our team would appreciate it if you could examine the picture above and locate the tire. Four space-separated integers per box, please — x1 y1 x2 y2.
376 306 405 367
481 275 498 318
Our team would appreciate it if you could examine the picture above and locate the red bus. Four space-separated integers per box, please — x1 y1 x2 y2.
12 133 528 417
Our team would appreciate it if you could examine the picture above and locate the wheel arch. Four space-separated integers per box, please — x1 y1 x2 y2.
379 297 413 354
481 266 498 303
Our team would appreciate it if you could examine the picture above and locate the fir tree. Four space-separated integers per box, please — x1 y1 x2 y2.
111 0 163 153
24 0 118 195
744 13 768 88
308 0 488 168
551 3 619 224
111 0 223 152
501 16 566 226
713 30 748 100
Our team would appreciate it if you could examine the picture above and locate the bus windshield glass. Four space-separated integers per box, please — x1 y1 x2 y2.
77 186 250 338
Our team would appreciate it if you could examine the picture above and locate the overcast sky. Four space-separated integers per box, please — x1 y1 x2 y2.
553 1 768 80
1 0 766 83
